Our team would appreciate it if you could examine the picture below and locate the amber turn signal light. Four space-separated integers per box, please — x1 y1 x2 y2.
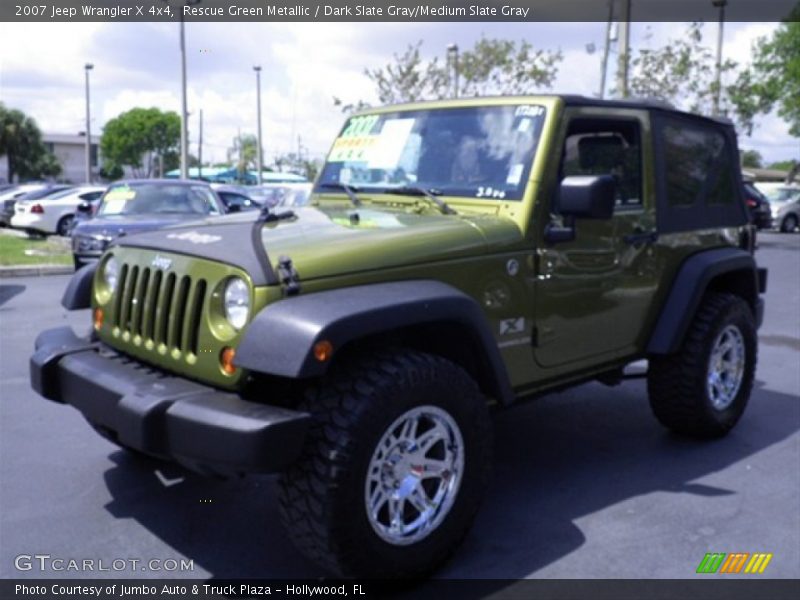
220 346 237 375
313 340 334 362
93 307 104 330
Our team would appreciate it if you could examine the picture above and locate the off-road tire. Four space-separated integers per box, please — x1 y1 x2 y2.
277 349 492 578
648 292 756 438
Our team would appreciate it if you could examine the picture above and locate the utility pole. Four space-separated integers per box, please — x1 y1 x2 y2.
237 128 242 182
164 0 200 179
198 108 203 180
254 65 263 185
178 9 189 178
712 0 728 117
616 0 631 99
447 44 459 99
84 63 94 183
599 0 614 99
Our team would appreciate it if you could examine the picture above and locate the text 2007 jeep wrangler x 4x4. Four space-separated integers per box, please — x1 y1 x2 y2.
31 96 767 578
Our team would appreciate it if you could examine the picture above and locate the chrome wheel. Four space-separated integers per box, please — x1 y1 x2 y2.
707 325 746 411
365 405 464 546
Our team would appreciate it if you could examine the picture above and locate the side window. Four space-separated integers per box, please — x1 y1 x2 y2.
661 121 735 207
562 118 643 209
654 114 746 233
79 192 103 202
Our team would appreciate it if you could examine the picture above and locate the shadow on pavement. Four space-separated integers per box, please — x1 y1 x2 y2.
100 378 799 583
0 284 25 308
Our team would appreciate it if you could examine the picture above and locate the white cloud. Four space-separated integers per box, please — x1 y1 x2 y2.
1 21 796 168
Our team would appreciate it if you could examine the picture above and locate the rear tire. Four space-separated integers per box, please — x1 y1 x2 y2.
780 214 798 233
648 293 756 438
277 349 492 578
57 214 74 237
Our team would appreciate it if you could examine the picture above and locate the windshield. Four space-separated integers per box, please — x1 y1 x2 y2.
44 187 82 200
97 183 221 217
763 187 800 204
316 105 547 201
19 186 70 200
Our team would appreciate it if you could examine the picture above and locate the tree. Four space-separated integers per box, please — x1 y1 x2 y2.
364 42 449 105
100 108 180 178
768 159 798 171
339 38 562 111
99 162 124 181
455 37 562 97
274 152 320 181
740 149 763 169
0 103 62 182
627 23 744 123
729 8 800 137
227 134 259 177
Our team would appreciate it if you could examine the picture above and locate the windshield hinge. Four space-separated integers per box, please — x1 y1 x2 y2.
276 255 301 296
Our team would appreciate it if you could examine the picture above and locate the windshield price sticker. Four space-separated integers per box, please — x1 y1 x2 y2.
328 135 377 162
340 114 380 138
367 118 415 169
515 105 545 118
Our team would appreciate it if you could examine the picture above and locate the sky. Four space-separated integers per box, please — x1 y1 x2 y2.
1 20 798 167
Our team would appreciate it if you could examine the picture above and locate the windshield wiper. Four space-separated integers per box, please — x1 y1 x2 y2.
384 186 457 215
318 182 362 207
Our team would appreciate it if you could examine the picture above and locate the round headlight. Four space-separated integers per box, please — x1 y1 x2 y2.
224 277 250 330
103 256 119 292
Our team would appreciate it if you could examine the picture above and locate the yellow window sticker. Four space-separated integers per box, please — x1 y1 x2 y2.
102 187 136 213
328 135 378 163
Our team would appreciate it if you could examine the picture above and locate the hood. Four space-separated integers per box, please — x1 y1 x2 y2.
72 214 201 239
113 205 523 285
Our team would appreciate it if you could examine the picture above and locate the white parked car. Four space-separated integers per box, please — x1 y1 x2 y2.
11 185 107 236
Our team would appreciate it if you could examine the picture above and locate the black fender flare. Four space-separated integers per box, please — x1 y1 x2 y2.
61 263 97 310
234 280 514 404
647 247 760 355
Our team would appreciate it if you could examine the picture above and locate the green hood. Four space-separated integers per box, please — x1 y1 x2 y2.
260 205 522 281
114 205 523 285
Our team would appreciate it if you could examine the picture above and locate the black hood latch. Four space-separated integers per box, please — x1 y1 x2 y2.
276 255 301 296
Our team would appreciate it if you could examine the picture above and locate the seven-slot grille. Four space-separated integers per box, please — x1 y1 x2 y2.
112 263 207 357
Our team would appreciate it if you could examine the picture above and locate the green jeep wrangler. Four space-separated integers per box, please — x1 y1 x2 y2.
31 96 767 578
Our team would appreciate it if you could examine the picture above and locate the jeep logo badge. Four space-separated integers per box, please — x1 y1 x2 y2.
151 255 172 270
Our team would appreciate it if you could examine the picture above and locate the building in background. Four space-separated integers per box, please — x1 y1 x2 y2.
44 133 101 183
0 133 101 184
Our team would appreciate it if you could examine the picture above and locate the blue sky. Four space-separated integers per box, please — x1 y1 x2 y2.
1 21 797 166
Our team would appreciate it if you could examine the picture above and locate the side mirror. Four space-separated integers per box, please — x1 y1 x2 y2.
558 175 616 219
227 203 241 214
544 175 616 244
77 202 92 214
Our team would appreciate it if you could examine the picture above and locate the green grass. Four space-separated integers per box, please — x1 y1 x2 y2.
0 233 72 266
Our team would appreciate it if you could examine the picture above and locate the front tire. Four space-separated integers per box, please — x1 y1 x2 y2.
277 349 492 578
780 214 798 233
648 293 756 438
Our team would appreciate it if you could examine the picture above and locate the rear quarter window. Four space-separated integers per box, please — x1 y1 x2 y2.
654 114 747 233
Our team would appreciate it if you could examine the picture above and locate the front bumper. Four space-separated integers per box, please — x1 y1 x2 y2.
30 326 310 477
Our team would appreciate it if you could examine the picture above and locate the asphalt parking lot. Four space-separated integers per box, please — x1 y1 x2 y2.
0 232 798 583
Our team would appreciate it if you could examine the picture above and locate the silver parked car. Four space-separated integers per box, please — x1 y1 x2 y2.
757 183 800 232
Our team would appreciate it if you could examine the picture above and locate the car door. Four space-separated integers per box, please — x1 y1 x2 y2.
534 109 660 369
